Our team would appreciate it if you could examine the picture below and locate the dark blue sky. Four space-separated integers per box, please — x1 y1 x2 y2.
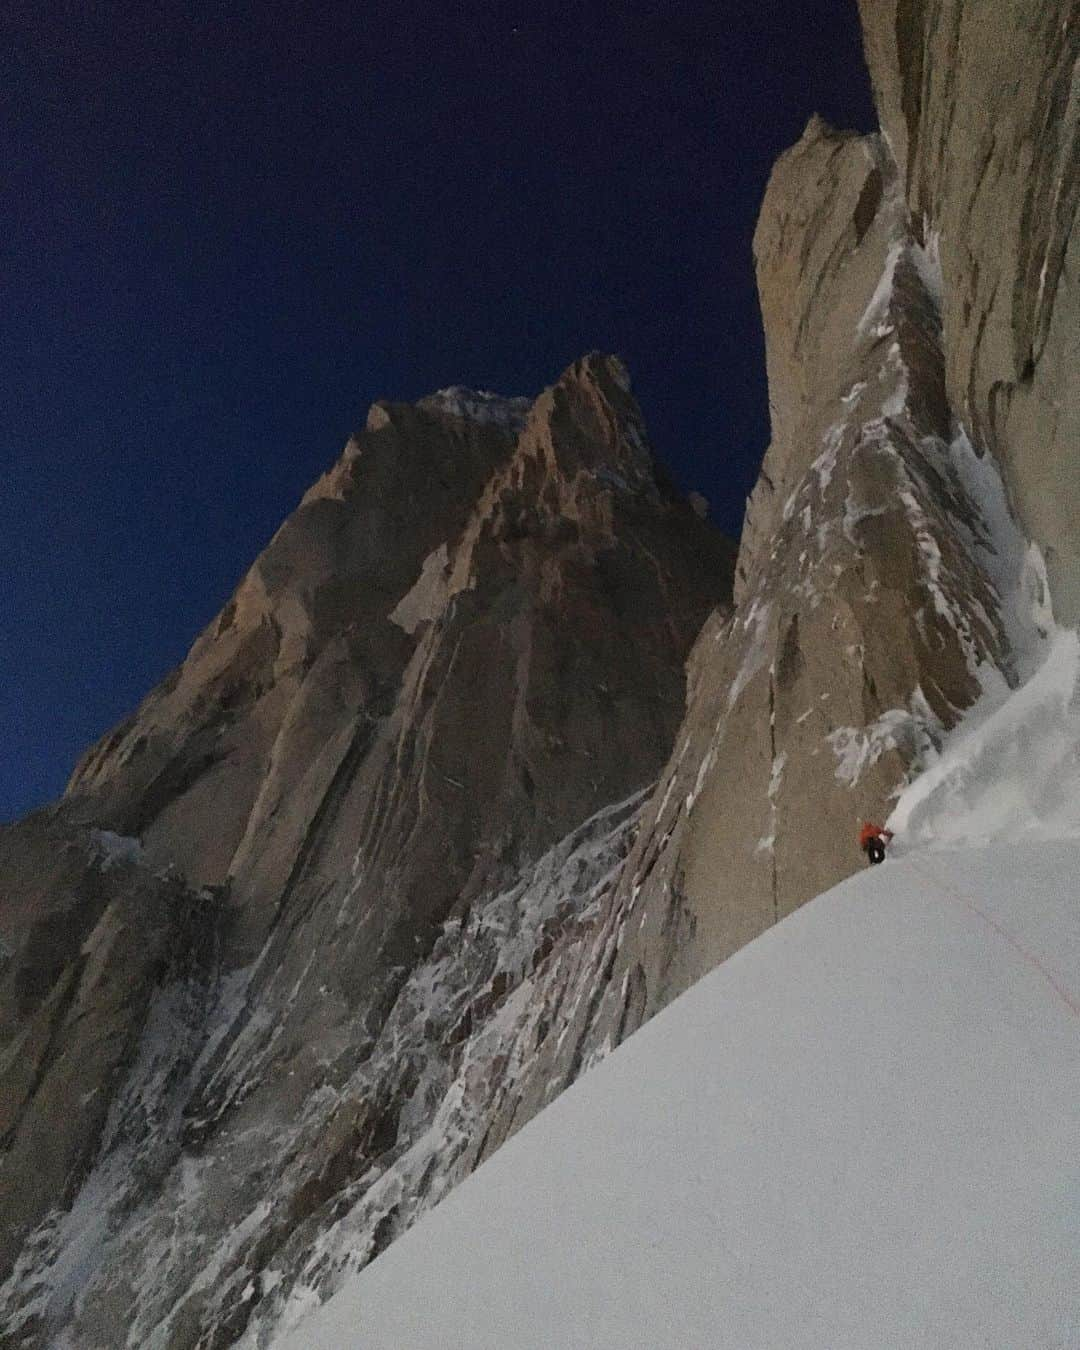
2 0 876 823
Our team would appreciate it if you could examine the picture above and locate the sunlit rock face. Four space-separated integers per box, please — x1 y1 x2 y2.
0 355 733 1347
571 121 1010 1037
2 4 1076 1346
62 394 519 900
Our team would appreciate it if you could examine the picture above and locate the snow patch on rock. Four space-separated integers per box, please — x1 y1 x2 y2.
827 699 938 788
857 241 903 337
88 830 145 870
887 422 1076 851
728 600 772 710
234 791 647 1346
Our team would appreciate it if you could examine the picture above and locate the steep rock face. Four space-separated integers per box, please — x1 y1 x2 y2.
0 357 733 1348
564 121 1003 1036
859 0 1080 622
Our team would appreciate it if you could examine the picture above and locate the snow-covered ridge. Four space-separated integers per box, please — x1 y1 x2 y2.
273 840 1080 1349
889 623 1080 850
417 385 533 430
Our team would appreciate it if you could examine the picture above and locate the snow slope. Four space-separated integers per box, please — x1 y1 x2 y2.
888 624 1080 850
274 840 1080 1350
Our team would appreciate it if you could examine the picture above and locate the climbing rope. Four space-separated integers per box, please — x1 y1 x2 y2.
904 854 1080 1021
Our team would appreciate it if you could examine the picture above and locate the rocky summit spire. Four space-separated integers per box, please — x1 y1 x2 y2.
0 355 734 1346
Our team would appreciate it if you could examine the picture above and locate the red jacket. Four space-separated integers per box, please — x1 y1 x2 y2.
859 822 893 849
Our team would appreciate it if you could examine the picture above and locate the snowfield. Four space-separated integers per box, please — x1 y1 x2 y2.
275 838 1080 1349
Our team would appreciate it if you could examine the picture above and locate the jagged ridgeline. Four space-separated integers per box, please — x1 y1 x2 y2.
2 0 1078 1344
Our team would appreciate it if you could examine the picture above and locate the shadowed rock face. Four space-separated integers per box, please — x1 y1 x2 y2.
0 817 212 1286
0 356 733 1347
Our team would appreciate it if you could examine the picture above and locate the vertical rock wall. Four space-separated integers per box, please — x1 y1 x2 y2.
859 0 1080 621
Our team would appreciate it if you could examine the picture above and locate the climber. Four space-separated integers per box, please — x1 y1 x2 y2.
859 820 893 865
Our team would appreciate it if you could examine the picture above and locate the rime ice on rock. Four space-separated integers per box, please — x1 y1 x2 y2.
416 386 533 431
